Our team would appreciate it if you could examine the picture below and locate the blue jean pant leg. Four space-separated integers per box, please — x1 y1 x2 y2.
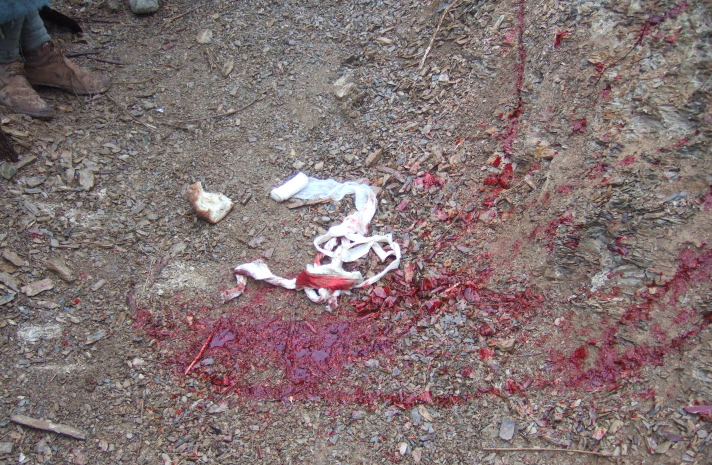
0 17 23 63
20 10 50 52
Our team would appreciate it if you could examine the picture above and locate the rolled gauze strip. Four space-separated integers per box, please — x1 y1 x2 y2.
270 172 309 202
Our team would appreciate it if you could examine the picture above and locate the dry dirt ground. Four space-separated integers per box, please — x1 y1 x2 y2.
0 0 711 464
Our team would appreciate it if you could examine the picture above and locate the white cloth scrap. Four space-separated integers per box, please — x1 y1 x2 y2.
226 172 401 311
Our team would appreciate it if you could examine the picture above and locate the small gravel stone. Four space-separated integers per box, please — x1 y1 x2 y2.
499 417 516 441
44 258 75 282
196 30 214 44
78 169 95 191
21 278 54 297
0 162 17 180
2 249 26 267
129 0 159 15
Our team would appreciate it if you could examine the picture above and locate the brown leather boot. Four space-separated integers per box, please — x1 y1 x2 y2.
23 41 111 95
0 60 55 119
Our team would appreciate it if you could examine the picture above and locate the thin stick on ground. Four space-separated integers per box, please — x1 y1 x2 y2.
482 447 612 457
419 0 461 70
169 96 264 125
11 414 87 440
143 257 156 294
88 56 126 66
112 78 153 85
64 49 100 58
159 7 198 33
139 397 144 423
143 255 170 293
185 332 214 375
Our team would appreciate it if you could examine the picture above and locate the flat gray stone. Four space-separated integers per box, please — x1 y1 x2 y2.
0 162 17 180
130 0 159 14
499 417 516 441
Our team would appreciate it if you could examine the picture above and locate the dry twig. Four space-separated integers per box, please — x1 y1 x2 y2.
482 447 612 457
88 56 126 66
419 0 461 70
185 332 214 375
64 48 100 58
11 414 86 440
143 255 170 292
159 7 198 33
161 97 264 129
203 47 218 69
112 78 153 85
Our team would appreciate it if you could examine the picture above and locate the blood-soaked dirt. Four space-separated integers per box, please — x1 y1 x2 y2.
552 253 710 390
135 245 710 409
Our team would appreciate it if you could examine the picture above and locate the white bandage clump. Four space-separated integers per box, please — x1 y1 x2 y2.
225 172 401 311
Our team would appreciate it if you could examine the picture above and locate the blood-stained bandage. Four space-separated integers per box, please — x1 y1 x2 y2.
225 172 401 311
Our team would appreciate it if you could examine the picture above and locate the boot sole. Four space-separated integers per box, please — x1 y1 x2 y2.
0 102 55 120
28 81 111 95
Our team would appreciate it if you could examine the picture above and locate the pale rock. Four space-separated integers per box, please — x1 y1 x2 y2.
221 59 235 77
2 249 26 267
44 258 75 282
365 149 382 167
129 0 159 15
58 151 74 184
21 278 54 297
197 30 214 44
0 271 20 291
333 72 356 99
78 169 95 191
0 162 17 180
499 417 516 441
335 82 355 99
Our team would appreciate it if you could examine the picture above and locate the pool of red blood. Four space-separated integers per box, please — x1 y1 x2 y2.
135 246 709 406
135 261 546 405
